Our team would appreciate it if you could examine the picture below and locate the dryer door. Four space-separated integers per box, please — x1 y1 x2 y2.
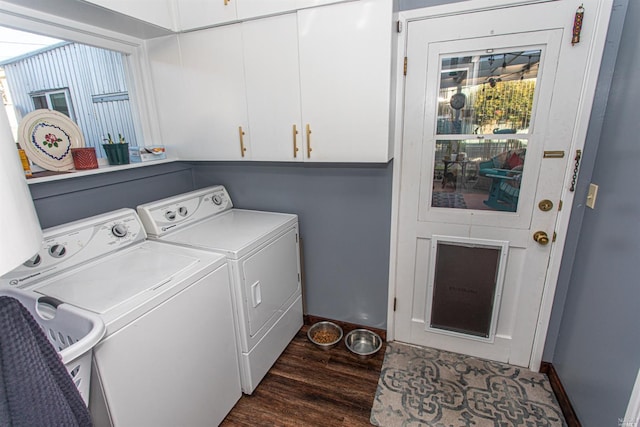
242 227 301 337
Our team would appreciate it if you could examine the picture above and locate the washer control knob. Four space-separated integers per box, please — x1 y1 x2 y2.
112 223 128 238
165 210 177 221
49 244 67 258
212 194 223 206
178 206 188 217
23 254 42 267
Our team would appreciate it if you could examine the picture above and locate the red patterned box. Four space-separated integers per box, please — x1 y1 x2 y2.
71 147 98 170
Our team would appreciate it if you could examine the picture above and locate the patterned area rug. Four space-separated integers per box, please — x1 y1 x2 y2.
370 342 566 427
432 192 467 209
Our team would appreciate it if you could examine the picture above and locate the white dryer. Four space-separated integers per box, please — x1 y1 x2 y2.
137 185 303 394
0 209 241 427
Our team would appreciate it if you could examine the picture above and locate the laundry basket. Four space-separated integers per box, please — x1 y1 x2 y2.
0 287 106 405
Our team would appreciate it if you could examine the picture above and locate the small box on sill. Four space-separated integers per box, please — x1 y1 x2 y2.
129 145 166 162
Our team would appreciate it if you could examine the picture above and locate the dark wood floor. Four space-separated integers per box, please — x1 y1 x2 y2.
221 322 386 427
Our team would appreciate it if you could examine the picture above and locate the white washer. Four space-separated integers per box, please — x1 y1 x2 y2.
0 209 241 427
137 185 303 394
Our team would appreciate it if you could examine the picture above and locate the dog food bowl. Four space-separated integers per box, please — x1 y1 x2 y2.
345 329 382 358
307 321 343 350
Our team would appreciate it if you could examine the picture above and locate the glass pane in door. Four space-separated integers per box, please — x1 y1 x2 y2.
432 139 527 212
437 50 541 135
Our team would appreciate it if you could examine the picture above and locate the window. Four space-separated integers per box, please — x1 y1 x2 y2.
430 49 541 212
31 89 75 120
1 27 140 157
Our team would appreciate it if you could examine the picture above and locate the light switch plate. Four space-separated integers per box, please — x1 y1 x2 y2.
586 183 598 209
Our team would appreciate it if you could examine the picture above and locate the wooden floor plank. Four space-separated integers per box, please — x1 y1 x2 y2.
221 325 386 427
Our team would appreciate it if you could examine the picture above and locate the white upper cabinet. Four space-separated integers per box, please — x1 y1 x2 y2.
180 24 249 160
295 0 346 9
146 34 186 150
176 0 238 30
177 0 349 30
297 0 394 162
242 14 303 161
82 0 175 30
237 0 297 20
150 25 250 160
146 0 395 162
84 0 352 33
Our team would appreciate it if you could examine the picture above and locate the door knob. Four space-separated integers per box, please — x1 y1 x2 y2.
533 231 549 245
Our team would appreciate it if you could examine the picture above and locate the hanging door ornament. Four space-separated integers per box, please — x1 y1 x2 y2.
572 4 585 45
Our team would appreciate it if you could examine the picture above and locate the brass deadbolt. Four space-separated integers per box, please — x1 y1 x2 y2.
538 199 554 212
533 231 550 245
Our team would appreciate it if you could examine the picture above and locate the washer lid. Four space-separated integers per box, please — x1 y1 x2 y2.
36 244 201 314
160 209 297 259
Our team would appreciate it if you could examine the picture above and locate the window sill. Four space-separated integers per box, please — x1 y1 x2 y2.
25 157 179 185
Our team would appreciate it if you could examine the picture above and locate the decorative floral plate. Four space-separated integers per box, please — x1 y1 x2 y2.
18 109 85 171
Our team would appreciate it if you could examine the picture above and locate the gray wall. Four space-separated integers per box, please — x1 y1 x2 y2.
27 161 394 329
28 162 195 229
189 161 393 328
549 1 640 425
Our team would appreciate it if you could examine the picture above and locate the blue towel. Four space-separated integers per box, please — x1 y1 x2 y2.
0 296 92 426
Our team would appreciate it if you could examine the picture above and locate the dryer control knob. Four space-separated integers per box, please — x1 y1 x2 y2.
112 223 128 238
212 194 223 206
165 210 177 221
49 244 67 258
23 254 42 267
178 206 188 217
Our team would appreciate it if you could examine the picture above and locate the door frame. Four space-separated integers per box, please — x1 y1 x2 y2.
387 0 614 371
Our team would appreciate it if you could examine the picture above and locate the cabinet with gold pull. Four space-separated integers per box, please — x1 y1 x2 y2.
238 0 395 162
176 0 238 31
297 0 394 162
148 23 251 160
242 13 303 161
148 0 394 162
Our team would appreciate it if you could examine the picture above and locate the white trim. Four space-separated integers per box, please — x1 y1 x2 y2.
398 0 558 22
624 367 640 427
388 0 614 371
528 0 614 371
25 158 179 185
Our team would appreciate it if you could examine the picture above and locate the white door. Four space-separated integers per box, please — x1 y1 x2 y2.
297 0 394 162
242 14 303 161
178 24 250 160
176 0 238 30
394 1 611 367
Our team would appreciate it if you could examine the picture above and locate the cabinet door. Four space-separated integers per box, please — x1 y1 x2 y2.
242 14 303 161
179 25 250 160
298 0 393 162
146 35 188 155
177 0 238 30
237 0 297 20
295 0 345 9
84 0 175 29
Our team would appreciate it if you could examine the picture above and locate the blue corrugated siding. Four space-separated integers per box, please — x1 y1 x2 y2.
3 42 138 156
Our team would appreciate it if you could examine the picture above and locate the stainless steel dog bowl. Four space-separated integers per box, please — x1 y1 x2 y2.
345 329 382 358
307 321 343 350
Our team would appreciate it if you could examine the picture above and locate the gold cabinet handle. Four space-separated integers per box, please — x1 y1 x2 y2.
238 126 247 157
224 0 230 5
306 124 312 158
293 124 299 158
